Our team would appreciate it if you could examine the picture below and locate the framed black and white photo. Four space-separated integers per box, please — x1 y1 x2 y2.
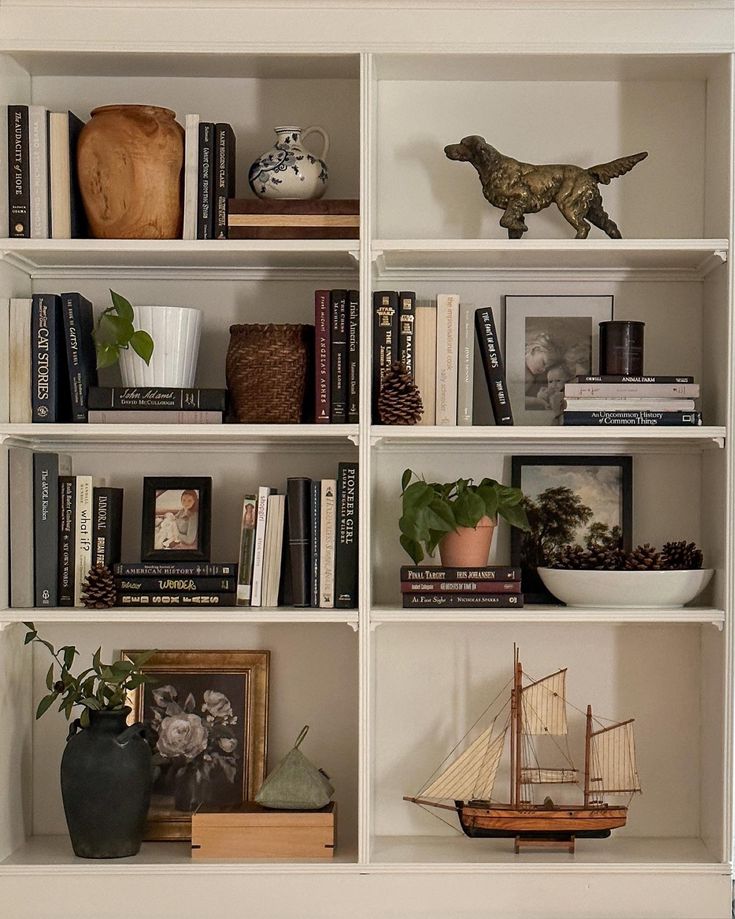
504 295 614 425
511 455 632 603
141 476 212 561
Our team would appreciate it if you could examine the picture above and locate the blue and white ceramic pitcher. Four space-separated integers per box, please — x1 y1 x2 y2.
248 125 329 200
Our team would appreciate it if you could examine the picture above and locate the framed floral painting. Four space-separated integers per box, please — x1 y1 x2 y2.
124 649 269 840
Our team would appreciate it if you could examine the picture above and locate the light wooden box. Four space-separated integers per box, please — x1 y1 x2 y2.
191 802 336 859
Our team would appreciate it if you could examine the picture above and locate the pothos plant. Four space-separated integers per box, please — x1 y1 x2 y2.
399 469 531 564
93 289 155 371
24 623 157 727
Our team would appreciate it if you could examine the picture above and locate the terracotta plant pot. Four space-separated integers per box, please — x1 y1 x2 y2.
77 104 184 239
439 516 496 567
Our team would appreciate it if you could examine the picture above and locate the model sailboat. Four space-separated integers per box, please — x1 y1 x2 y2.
404 647 641 852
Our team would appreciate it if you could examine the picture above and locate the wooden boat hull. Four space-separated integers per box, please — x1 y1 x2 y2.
458 802 627 839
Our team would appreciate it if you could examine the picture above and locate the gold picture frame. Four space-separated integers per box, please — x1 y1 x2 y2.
123 649 269 841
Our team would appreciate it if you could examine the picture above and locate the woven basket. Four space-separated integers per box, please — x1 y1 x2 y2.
226 323 312 423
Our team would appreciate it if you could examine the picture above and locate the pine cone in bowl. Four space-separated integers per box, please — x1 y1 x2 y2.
624 544 662 570
661 540 703 570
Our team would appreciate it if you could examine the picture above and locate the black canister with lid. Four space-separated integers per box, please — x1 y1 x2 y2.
599 321 645 376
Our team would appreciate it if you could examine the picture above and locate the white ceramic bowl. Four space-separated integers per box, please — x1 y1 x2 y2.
537 567 714 608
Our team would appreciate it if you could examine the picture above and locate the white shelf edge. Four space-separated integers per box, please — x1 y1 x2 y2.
371 605 725 626
371 425 726 451
0 424 360 448
1 607 359 626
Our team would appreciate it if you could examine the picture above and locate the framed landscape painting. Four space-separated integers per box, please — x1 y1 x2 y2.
124 649 269 840
504 295 614 425
511 455 633 603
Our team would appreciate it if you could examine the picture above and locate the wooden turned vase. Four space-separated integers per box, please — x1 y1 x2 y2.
77 104 184 239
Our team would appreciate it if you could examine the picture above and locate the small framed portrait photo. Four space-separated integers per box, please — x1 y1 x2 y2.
142 477 212 561
504 295 614 425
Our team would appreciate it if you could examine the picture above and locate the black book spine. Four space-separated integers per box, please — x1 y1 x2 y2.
402 593 524 608
398 291 416 379
475 307 513 426
87 387 226 411
330 289 348 423
92 487 123 568
400 565 521 581
286 477 311 608
8 105 29 238
67 112 87 238
562 411 702 426
31 294 52 422
34 452 61 606
334 462 358 609
115 576 235 592
575 375 695 384
310 479 321 608
372 290 398 422
58 476 75 606
114 562 237 577
117 593 237 606
347 290 360 424
214 123 235 240
197 122 214 240
62 292 98 422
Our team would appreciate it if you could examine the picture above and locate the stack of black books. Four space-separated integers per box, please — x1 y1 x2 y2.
114 562 238 607
400 565 524 609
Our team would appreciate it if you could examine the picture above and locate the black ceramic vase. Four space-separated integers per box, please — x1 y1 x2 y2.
61 707 152 858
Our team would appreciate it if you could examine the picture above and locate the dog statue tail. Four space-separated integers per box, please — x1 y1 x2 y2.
587 151 648 185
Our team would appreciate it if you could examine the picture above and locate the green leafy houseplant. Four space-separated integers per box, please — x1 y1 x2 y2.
94 289 155 370
24 623 157 726
399 469 531 564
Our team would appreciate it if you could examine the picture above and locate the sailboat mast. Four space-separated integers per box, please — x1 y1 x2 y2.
514 651 523 806
584 704 592 806
510 648 517 806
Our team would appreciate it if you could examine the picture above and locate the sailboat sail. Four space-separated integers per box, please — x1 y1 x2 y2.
520 767 578 784
422 723 508 801
521 670 567 735
589 720 641 795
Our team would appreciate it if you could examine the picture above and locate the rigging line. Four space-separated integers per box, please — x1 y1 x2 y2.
415 677 513 794
415 800 462 835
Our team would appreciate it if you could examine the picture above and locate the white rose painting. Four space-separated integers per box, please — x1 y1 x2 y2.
145 673 246 814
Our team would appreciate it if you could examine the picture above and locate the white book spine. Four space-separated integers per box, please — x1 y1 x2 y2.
182 114 200 241
414 305 436 426
250 485 271 607
9 447 33 607
319 479 337 608
49 112 71 239
457 302 475 426
74 475 93 606
29 106 48 239
564 398 696 412
9 298 32 423
435 294 459 425
0 299 9 423
565 382 700 399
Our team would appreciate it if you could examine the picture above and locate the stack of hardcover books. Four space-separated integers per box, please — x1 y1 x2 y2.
114 562 238 607
314 290 360 424
372 293 512 426
400 565 524 609
236 463 358 609
562 375 701 426
87 387 227 424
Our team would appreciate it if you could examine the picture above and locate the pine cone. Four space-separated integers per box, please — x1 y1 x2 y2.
661 540 703 570
378 362 423 425
551 544 624 570
81 564 117 609
625 544 662 571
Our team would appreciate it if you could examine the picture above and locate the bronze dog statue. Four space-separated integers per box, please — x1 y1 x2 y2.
444 136 647 239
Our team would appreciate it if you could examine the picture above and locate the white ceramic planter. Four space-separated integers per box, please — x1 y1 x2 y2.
119 306 202 387
537 567 714 609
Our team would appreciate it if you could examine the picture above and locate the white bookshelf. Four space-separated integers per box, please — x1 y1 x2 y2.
0 4 733 919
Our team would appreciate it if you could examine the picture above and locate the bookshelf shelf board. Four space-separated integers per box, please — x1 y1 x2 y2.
369 835 725 872
0 423 360 448
0 607 359 627
0 835 359 875
370 425 725 452
372 239 728 279
371 605 725 627
0 239 359 278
